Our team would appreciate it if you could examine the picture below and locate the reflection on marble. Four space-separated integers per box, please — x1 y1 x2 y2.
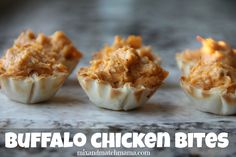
0 0 236 156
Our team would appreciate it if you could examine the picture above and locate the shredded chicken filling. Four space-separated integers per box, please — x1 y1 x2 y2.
79 36 168 88
0 30 82 77
14 30 82 61
186 62 236 90
179 36 236 90
0 43 67 77
179 36 236 67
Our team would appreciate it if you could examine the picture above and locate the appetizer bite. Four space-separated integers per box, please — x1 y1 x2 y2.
14 30 82 73
78 35 168 111
176 36 236 75
178 36 236 115
0 30 82 103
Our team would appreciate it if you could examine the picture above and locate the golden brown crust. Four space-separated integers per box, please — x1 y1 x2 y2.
110 89 122 99
78 36 168 89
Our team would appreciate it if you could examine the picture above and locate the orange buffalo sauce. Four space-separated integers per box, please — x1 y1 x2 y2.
186 62 236 90
0 30 82 77
0 43 67 77
79 36 168 88
178 36 236 67
179 36 236 90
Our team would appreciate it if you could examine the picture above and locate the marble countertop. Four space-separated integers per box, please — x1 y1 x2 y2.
0 0 236 156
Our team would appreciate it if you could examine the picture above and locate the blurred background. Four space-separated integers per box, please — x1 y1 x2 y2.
0 0 235 69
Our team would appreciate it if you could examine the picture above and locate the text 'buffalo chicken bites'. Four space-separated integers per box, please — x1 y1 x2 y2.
178 36 236 115
0 30 82 104
176 36 236 76
78 35 168 111
13 30 82 73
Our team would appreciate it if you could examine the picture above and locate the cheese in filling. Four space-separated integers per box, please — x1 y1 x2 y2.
79 36 168 88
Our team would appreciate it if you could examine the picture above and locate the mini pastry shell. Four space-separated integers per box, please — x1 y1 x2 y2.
78 76 157 111
177 37 236 115
78 35 168 111
0 30 75 104
180 77 236 115
176 52 199 76
0 72 68 103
